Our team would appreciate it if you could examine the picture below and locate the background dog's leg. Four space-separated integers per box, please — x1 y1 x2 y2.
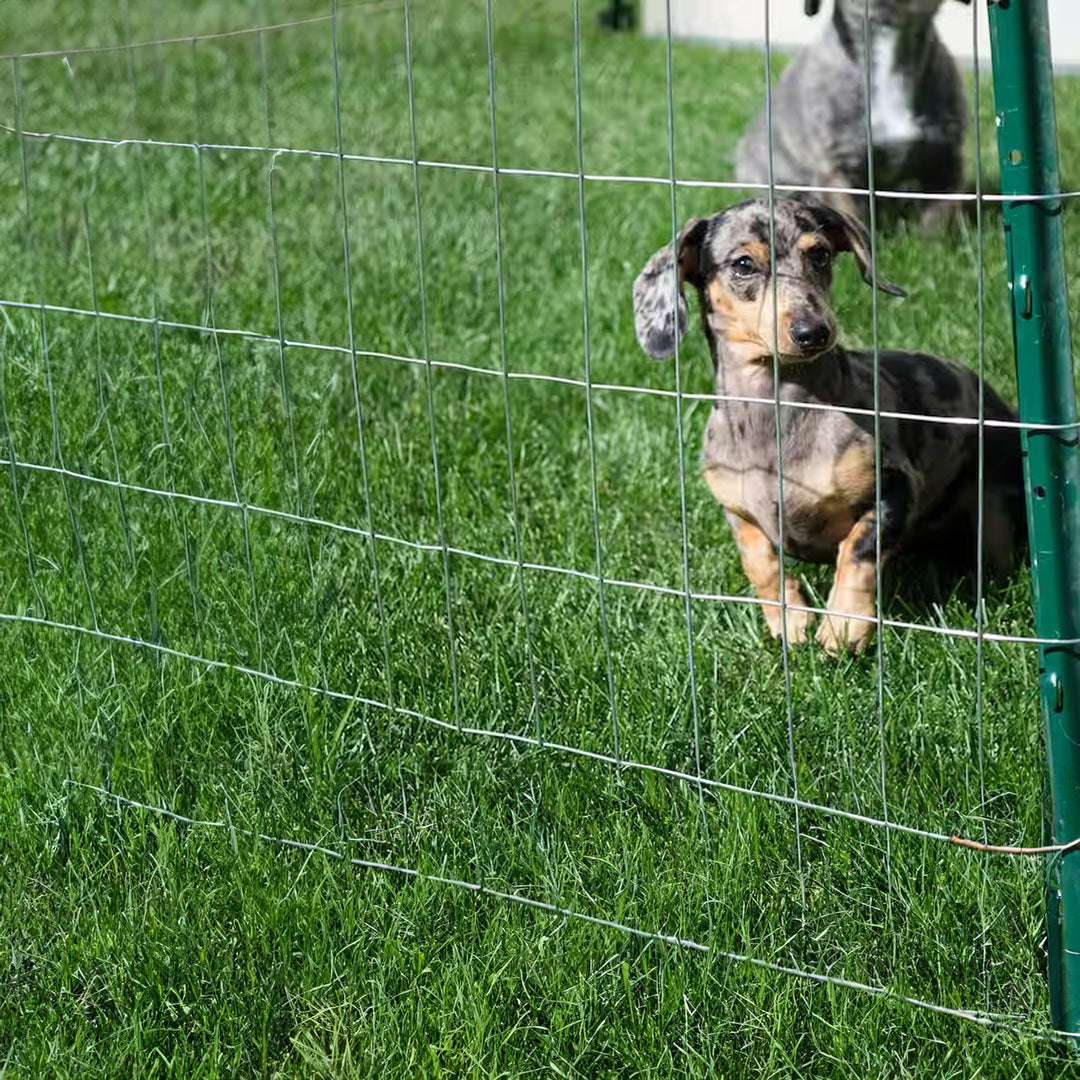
918 198 961 233
911 139 966 233
980 486 1022 576
816 512 879 655
725 510 812 644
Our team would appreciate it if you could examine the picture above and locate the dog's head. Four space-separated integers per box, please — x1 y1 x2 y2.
632 198 905 367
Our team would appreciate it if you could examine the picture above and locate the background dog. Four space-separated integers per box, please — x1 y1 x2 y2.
734 0 971 226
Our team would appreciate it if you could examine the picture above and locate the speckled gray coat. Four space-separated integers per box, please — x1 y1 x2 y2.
734 0 970 220
632 199 1024 652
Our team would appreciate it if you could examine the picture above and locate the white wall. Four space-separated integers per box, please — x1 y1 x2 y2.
641 0 1080 70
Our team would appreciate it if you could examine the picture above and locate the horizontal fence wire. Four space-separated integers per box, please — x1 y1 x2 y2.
7 117 1080 204
64 781 1079 1046
0 293 1075 433
0 605 1052 850
0 0 405 63
2 449 1077 647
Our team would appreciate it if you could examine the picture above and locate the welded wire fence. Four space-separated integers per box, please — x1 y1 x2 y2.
0 0 1075 1045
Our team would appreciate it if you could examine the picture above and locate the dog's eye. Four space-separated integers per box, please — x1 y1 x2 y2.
806 246 832 269
730 255 757 277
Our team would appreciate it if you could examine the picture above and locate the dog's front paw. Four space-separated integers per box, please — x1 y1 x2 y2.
763 597 813 645
815 612 875 656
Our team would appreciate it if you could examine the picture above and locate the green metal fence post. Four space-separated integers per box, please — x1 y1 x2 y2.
988 0 1080 1036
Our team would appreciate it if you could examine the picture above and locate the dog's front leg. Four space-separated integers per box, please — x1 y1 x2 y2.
725 510 812 644
816 511 880 656
816 467 913 655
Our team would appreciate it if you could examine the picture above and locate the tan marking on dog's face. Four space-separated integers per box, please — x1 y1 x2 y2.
704 277 816 366
697 203 838 364
704 279 770 356
796 232 829 253
740 240 770 264
704 281 756 338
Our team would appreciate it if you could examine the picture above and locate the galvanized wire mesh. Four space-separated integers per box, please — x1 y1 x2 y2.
0 0 1073 1044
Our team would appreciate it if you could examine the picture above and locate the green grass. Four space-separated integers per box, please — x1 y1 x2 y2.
2 0 1080 1075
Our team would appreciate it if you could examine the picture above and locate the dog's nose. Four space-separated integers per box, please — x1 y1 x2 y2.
788 319 832 350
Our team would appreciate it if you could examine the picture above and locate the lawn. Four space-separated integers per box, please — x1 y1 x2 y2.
1 0 1080 1075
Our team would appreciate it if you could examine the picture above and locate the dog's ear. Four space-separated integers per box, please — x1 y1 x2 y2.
804 0 822 15
633 217 710 360
807 201 906 297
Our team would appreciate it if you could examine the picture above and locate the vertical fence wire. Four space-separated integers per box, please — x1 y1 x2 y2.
970 0 993 1017
118 0 209 661
481 0 543 743
36 273 100 633
329 0 401 713
572 0 621 763
119 0 172 460
0 182 44 614
762 0 806 908
256 1 319 621
971 0 990 850
81 163 137 577
662 0 705 802
859 0 895 922
4 59 45 621
265 160 330 687
262 160 308 538
18 69 100 630
192 69 267 671
13 58 101 631
256 12 327 688
257 1 276 148
391 0 463 730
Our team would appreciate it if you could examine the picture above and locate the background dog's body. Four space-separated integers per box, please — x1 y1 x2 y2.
633 199 1024 652
734 0 970 222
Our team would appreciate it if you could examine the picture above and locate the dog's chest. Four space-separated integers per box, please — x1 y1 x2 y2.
868 30 920 150
701 402 877 558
